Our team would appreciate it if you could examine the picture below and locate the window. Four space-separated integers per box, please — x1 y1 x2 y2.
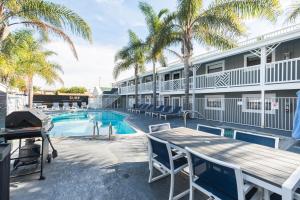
173 72 180 79
204 95 224 110
164 96 170 106
172 97 181 107
145 95 151 104
144 76 152 83
164 74 170 81
181 96 192 109
244 53 273 67
206 61 224 74
242 93 276 114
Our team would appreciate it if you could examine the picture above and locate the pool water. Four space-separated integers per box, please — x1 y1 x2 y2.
50 111 136 137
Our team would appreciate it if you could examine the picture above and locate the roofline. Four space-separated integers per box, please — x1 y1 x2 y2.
115 23 300 83
0 83 7 93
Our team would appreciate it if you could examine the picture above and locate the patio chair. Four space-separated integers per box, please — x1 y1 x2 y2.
149 123 171 134
233 131 279 149
197 124 224 136
134 104 148 114
146 105 163 116
147 134 189 200
152 106 171 118
137 104 153 114
132 104 144 113
52 102 60 111
127 104 137 112
62 102 70 110
81 102 88 109
150 105 165 117
159 106 182 120
185 147 261 200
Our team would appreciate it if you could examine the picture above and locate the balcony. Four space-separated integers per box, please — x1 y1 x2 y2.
119 82 154 95
118 58 300 95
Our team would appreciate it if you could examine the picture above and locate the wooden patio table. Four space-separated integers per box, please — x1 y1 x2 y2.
151 127 300 200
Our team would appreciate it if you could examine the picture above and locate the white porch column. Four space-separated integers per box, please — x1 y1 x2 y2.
192 67 196 116
260 46 266 128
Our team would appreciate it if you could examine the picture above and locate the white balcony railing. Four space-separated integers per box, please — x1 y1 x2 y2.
266 57 300 84
161 77 193 92
119 57 300 94
195 65 261 89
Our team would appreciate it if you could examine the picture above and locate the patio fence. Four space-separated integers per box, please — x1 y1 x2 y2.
194 97 297 131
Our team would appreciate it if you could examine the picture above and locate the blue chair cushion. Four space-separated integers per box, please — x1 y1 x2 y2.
198 126 222 136
194 169 238 200
155 156 187 170
235 132 276 148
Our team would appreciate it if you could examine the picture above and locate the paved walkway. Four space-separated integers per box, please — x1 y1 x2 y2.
9 109 297 199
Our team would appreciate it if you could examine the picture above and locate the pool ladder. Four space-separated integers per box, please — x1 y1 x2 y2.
93 120 113 140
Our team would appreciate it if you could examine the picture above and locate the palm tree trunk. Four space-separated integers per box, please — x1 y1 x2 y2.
152 61 157 108
134 65 139 108
183 40 192 110
28 76 34 109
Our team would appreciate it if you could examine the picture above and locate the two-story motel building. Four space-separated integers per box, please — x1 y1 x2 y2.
114 24 300 133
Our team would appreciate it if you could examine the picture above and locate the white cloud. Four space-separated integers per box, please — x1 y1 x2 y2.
34 41 133 90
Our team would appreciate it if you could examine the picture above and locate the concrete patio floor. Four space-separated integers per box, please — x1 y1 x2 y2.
10 134 206 200
9 110 297 199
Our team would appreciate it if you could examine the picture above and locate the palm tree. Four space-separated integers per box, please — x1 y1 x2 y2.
0 0 92 59
139 2 169 108
114 30 146 108
0 30 63 108
158 0 280 109
285 1 300 22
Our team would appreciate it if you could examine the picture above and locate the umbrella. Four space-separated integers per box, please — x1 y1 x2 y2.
292 91 300 139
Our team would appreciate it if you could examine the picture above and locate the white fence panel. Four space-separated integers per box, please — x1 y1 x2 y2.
194 97 296 131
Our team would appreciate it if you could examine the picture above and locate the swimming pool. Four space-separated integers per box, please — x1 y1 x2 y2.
50 111 136 137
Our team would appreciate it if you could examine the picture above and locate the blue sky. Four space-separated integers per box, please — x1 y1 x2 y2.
38 0 293 90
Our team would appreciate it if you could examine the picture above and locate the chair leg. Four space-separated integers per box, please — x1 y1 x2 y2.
148 164 153 183
189 186 194 200
169 173 175 200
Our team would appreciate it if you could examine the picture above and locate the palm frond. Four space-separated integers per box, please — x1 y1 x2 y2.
211 0 281 22
285 2 300 23
10 20 78 59
11 0 92 42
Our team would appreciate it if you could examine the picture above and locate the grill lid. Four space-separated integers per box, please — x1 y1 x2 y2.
5 109 49 129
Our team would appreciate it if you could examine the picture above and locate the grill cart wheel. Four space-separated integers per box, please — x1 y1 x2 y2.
47 154 52 163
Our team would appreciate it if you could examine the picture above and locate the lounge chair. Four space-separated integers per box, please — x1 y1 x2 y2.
81 102 88 109
149 123 171 134
131 104 144 113
137 104 153 114
133 104 148 113
147 134 189 200
146 105 162 116
62 102 70 110
159 106 182 120
233 130 279 149
185 147 260 200
197 124 224 136
52 102 60 111
127 104 137 112
152 106 171 118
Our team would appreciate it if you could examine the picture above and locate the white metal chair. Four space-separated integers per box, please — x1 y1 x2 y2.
149 123 171 134
147 134 189 200
62 102 70 110
196 124 224 136
233 130 279 149
185 147 261 200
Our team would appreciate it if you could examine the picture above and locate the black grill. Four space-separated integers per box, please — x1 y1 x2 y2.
0 109 56 180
